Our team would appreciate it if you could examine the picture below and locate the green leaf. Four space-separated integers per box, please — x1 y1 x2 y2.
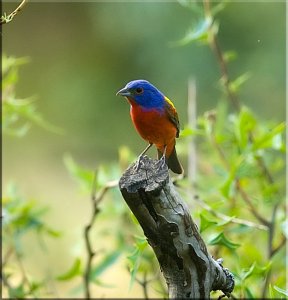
223 50 238 63
130 211 139 225
90 250 121 281
180 126 205 137
177 0 203 13
220 175 234 198
56 258 82 281
269 284 275 298
199 213 217 233
91 278 115 288
234 159 259 179
254 261 271 276
245 286 255 298
3 124 30 137
252 122 285 151
2 54 29 77
127 236 148 289
236 106 256 149
171 17 212 46
229 72 251 93
8 285 25 298
273 285 288 297
43 227 62 238
261 183 280 203
241 262 256 280
63 154 95 192
210 1 228 16
180 127 194 137
209 232 240 250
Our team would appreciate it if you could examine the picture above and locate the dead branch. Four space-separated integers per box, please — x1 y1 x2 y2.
119 156 234 299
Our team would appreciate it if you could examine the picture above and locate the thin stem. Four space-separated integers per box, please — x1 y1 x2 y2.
135 272 149 299
207 116 270 227
261 202 283 298
203 0 241 112
1 272 13 292
270 235 286 257
1 0 27 25
235 180 270 227
2 246 14 269
83 175 118 299
193 194 268 231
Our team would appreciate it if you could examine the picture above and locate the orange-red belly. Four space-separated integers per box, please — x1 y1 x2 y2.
130 104 177 157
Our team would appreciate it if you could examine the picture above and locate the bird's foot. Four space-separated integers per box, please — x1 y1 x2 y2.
133 155 145 172
156 155 168 172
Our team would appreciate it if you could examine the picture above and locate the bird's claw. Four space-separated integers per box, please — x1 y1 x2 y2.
156 155 167 172
133 155 144 172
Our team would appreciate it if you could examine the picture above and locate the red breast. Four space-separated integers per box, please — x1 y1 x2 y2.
128 99 177 157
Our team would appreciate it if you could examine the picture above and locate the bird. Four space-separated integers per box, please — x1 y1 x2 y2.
116 79 183 174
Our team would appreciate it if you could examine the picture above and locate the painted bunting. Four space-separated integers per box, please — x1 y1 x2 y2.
116 79 183 174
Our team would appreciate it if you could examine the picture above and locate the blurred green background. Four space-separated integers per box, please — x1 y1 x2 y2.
2 1 285 298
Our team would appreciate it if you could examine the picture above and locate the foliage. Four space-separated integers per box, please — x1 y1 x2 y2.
2 183 60 298
175 1 286 298
2 55 62 298
2 54 62 136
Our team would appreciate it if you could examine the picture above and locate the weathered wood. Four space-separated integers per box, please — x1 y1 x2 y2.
119 156 234 299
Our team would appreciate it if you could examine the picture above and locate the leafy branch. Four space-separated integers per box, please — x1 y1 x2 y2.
201 1 285 296
1 0 27 25
2 186 60 298
202 0 240 112
176 1 285 297
2 55 63 136
83 174 118 299
192 194 268 231
202 0 278 186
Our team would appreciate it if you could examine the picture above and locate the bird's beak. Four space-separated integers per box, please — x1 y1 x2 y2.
116 87 132 97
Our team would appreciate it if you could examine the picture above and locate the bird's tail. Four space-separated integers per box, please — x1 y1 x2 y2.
157 146 183 175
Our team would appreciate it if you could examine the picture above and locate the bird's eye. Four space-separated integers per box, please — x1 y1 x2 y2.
135 87 144 94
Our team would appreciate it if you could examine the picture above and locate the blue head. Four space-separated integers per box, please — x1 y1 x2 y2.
116 79 165 110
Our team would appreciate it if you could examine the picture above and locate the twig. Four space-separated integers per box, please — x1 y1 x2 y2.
203 0 276 187
83 174 118 299
15 250 33 293
270 235 286 257
268 202 279 257
193 194 268 231
203 0 240 112
2 228 37 297
206 114 270 227
261 202 284 298
135 272 150 300
235 181 270 227
1 272 13 292
2 246 14 269
1 0 27 25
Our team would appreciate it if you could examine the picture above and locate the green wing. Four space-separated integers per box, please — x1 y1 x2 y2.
164 96 180 138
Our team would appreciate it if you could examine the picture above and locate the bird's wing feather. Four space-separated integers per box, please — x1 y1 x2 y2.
164 96 180 138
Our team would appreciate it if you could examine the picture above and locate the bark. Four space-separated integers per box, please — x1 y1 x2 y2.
119 156 234 299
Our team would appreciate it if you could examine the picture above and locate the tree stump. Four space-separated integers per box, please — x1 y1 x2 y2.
119 156 234 299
